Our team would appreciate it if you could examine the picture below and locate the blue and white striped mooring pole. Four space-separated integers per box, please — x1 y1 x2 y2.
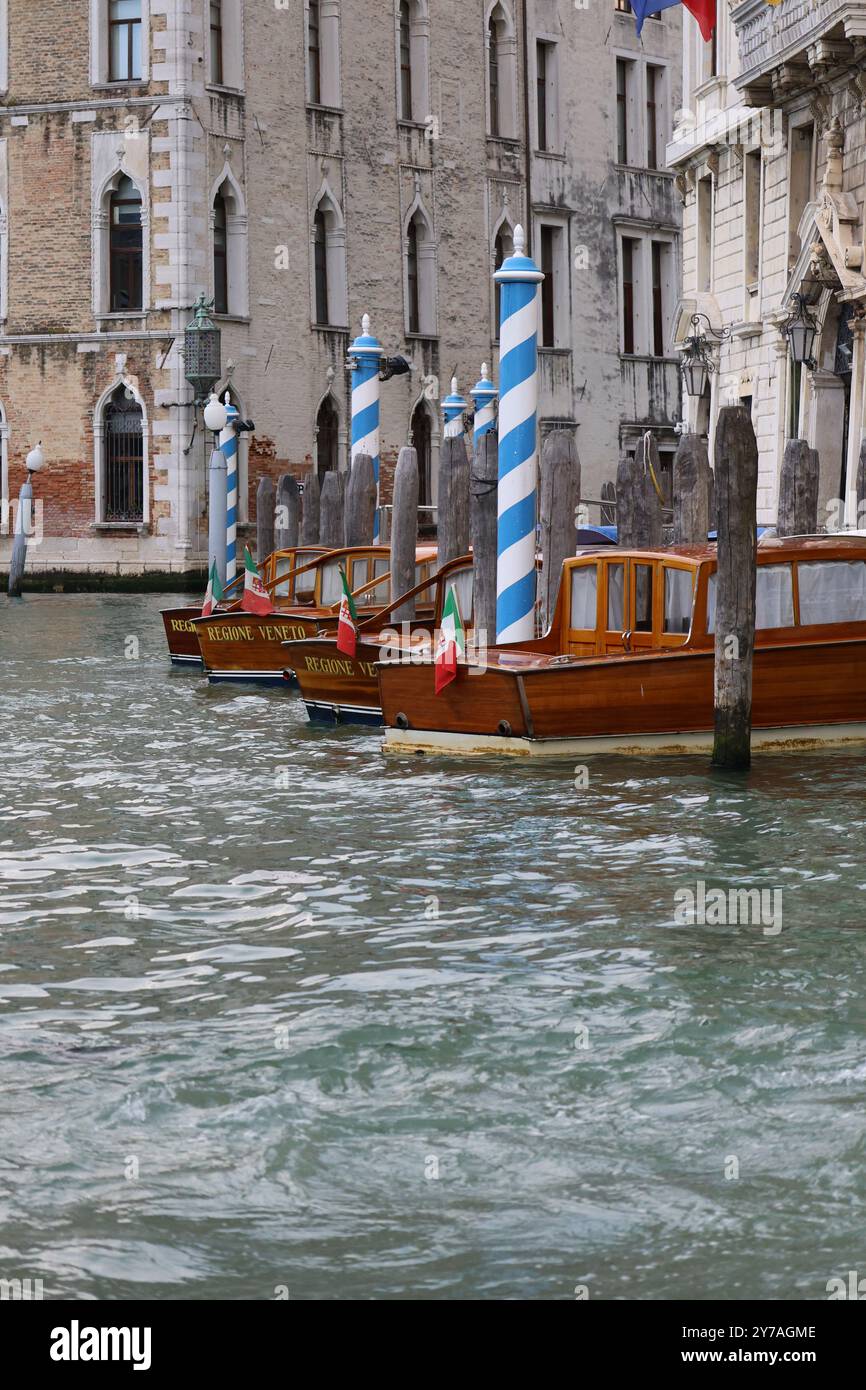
494 224 543 644
442 377 468 440
349 315 385 541
220 394 240 582
470 364 497 450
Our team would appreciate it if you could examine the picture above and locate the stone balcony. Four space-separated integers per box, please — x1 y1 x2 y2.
734 0 866 105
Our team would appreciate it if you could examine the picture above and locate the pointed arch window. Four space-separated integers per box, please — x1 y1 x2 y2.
405 203 436 337
316 395 340 484
399 2 412 118
213 192 228 315
310 191 347 327
109 0 142 82
411 400 433 510
486 3 517 140
110 175 142 311
308 0 321 104
313 208 329 325
104 384 144 523
397 0 428 123
489 16 500 137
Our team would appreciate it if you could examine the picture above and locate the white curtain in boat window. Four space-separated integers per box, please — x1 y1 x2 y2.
570 565 598 629
607 562 624 630
798 561 866 625
444 568 474 626
706 566 794 631
321 560 343 606
664 568 694 634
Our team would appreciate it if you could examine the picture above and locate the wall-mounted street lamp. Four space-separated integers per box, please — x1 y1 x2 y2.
679 313 732 398
782 292 819 370
184 294 222 406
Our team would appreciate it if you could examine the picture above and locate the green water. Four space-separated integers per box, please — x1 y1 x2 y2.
1 592 865 1300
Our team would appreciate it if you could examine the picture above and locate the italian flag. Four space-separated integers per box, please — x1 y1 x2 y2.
240 547 275 615
336 567 358 657
202 559 224 617
434 586 465 695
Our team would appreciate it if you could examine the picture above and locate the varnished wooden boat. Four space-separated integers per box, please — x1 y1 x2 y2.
160 546 327 667
282 555 474 725
380 536 866 756
196 545 438 687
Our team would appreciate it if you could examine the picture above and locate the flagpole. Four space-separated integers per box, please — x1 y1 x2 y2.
494 224 543 644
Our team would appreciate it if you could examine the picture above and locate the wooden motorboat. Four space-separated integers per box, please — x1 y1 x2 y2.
379 536 866 756
160 546 327 667
282 555 474 725
195 545 438 687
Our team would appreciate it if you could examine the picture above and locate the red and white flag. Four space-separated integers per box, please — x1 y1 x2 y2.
240 548 275 615
336 567 358 657
434 586 465 695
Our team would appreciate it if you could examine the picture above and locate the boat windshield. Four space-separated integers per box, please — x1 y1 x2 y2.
444 567 474 625
320 561 344 606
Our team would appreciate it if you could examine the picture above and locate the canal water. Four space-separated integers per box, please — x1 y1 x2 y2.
1 591 865 1302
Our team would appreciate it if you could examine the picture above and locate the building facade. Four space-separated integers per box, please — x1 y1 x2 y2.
668 0 866 526
0 1 682 579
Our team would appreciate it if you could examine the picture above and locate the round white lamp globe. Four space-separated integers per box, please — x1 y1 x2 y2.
26 442 45 473
203 394 228 434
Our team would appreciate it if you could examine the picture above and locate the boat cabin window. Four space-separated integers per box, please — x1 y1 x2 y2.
294 550 319 599
707 565 794 631
444 567 474 625
663 567 694 635
570 564 598 629
320 561 343 606
798 560 866 625
607 562 625 630
369 556 391 604
634 564 653 632
273 555 295 599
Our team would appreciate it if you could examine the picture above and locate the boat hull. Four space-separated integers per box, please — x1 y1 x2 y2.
379 638 866 755
286 636 385 724
161 606 204 666
196 612 332 686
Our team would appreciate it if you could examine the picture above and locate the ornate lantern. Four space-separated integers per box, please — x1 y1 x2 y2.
184 294 222 404
679 313 731 398
782 293 818 369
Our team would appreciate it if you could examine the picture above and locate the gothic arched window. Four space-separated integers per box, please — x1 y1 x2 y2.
109 175 143 311
104 384 144 523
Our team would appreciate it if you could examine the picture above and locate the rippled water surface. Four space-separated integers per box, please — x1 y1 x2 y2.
1 592 865 1301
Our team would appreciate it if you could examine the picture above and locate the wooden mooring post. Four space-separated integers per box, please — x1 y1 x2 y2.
390 446 419 622
777 438 819 536
319 471 344 548
600 481 616 527
437 433 470 566
274 473 300 551
539 430 580 629
471 430 498 647
673 434 711 545
616 435 663 547
256 476 275 564
301 470 320 545
712 405 759 770
344 453 376 547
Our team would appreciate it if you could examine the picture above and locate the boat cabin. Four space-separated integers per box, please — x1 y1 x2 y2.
551 537 866 657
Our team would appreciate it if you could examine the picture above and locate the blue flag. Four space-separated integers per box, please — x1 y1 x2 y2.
630 0 683 34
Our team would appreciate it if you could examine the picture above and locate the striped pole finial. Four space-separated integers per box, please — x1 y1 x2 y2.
349 314 385 541
470 363 497 450
442 377 468 440
220 393 240 581
494 223 543 644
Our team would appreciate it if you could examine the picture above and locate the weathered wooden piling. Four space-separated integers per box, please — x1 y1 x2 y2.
301 470 321 545
256 476 275 564
471 430 498 646
712 405 759 770
275 473 300 551
616 436 663 547
600 481 616 527
437 433 470 566
390 446 419 622
539 430 580 629
777 438 819 536
673 433 711 545
344 452 376 547
319 471 344 548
